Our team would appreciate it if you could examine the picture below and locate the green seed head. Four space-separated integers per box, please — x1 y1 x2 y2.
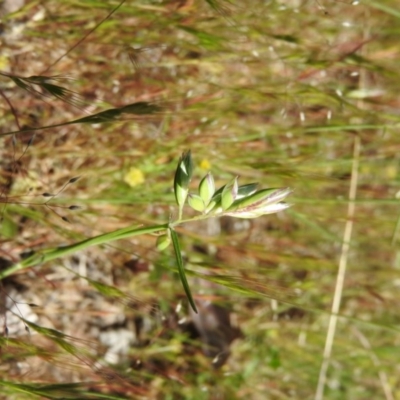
174 150 194 208
225 187 292 218
188 194 206 212
221 177 238 210
199 172 215 206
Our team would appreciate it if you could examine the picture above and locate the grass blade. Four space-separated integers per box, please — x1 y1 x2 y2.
0 101 162 137
169 227 197 313
0 223 168 279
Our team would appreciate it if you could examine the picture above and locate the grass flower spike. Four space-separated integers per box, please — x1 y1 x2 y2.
221 177 239 210
188 194 206 212
224 187 292 218
174 150 193 219
198 172 215 206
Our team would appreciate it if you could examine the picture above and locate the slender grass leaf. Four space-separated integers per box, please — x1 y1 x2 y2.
120 102 162 115
24 320 65 338
0 223 168 279
88 279 125 298
169 227 197 313
9 76 29 90
52 337 79 357
72 102 161 124
0 100 162 137
72 108 123 123
363 0 400 18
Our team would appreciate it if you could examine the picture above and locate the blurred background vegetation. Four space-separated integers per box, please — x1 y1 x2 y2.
0 0 400 399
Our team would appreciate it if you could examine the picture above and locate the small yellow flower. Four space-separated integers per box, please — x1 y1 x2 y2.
199 158 211 171
123 167 145 187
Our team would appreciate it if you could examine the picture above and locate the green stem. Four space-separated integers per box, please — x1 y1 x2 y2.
171 210 222 227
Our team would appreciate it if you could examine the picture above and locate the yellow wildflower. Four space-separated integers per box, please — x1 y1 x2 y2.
199 158 211 171
124 167 145 187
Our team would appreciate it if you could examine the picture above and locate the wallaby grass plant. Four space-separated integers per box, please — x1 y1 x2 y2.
1 0 400 399
0 149 292 315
